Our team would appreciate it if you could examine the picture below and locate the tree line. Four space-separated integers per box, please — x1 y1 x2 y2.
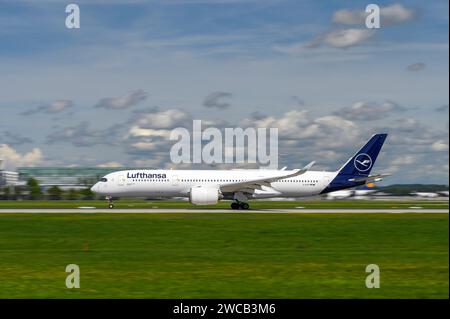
0 178 96 200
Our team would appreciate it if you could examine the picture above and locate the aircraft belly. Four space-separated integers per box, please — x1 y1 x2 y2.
111 184 182 197
272 184 322 197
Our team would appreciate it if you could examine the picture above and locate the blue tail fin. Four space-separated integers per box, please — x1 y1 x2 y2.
338 133 388 177
321 134 388 194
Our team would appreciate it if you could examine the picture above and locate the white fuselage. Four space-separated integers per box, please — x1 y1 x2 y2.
91 169 339 199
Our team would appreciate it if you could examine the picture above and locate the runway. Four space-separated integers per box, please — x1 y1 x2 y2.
0 208 448 213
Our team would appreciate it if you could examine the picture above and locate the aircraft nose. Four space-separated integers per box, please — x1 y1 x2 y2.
90 183 98 193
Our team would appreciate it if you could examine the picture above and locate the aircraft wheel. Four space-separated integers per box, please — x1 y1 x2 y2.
240 203 250 210
231 202 240 210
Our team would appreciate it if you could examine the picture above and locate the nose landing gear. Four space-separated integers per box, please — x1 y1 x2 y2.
231 201 250 210
106 196 114 209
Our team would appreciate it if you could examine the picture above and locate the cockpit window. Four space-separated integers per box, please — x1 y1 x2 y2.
100 178 107 182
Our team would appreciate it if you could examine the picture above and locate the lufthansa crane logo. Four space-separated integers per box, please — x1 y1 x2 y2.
354 153 373 172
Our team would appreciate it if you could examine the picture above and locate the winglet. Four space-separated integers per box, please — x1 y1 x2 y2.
300 161 315 173
293 161 316 176
277 161 315 180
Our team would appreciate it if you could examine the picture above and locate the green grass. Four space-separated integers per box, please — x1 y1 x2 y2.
0 199 448 209
0 213 447 298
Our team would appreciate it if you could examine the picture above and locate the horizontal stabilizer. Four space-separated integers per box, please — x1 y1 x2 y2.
348 173 391 183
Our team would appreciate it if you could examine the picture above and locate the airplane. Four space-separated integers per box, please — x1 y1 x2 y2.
326 189 378 200
90 134 389 209
326 183 379 200
325 189 353 200
439 191 449 197
410 192 440 198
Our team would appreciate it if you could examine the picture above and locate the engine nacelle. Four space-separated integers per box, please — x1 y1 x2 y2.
189 187 220 205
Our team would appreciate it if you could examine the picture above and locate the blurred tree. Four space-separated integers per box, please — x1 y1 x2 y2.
47 186 63 200
27 178 42 200
79 188 94 200
1 187 10 200
66 189 79 200
13 186 23 200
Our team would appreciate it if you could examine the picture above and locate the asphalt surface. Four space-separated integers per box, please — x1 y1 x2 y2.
0 208 448 213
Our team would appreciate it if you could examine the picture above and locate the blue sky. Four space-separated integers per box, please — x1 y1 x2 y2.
0 0 448 184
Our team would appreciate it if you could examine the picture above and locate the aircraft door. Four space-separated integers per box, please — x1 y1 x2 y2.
118 174 126 186
172 175 180 186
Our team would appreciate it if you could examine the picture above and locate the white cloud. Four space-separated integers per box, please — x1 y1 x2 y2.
241 109 360 160
94 89 148 109
123 108 193 159
314 115 355 129
97 161 123 168
241 110 318 139
134 109 191 129
47 100 73 113
390 155 416 166
0 144 43 170
133 156 167 168
393 118 419 132
131 141 159 151
314 150 340 160
46 122 123 147
335 101 405 121
332 9 365 25
431 140 449 151
323 29 375 49
21 100 73 116
276 4 415 53
127 126 172 138
203 92 233 109
332 4 416 26
381 4 416 26
273 28 375 52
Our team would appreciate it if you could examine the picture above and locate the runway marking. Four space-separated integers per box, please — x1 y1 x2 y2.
0 209 448 214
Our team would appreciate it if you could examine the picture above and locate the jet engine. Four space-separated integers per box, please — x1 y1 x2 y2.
189 187 220 205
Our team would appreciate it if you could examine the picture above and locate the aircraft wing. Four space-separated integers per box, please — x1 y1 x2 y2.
348 173 391 183
220 161 315 193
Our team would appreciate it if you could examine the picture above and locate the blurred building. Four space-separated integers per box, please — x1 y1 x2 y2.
17 167 118 189
0 159 19 187
0 170 19 187
16 167 145 189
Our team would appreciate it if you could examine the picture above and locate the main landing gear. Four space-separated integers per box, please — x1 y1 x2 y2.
231 201 250 210
106 196 114 209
